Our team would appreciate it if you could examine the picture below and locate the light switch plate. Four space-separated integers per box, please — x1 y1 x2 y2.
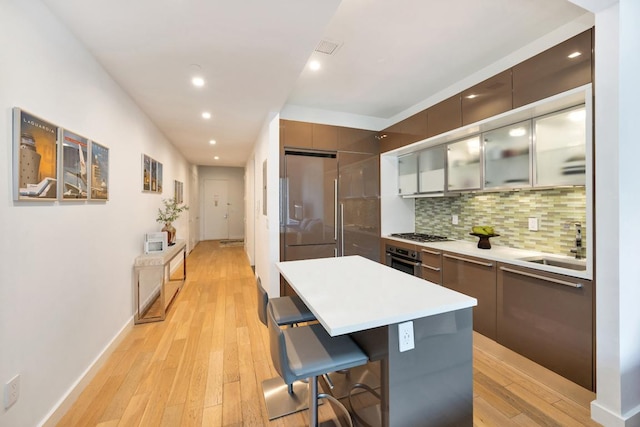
528 217 539 231
398 321 415 352
452 214 459 225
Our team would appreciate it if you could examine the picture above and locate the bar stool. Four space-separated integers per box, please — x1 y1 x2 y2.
267 301 369 427
256 277 317 419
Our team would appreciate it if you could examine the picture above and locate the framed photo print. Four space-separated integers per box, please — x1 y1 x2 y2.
151 160 157 192
89 141 109 200
60 129 89 200
174 180 184 204
157 162 163 193
142 154 163 193
13 108 59 201
142 154 151 191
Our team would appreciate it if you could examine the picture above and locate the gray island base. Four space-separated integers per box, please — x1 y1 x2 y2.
276 255 476 427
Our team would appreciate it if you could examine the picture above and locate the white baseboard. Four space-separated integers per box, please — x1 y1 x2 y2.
39 317 134 427
592 400 640 427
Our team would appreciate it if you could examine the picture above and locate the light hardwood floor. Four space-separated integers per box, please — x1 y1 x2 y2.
56 241 600 426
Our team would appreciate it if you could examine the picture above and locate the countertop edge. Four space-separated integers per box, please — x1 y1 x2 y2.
383 236 592 280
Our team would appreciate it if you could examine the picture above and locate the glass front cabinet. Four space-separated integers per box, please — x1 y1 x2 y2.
534 105 586 187
447 136 481 191
396 103 587 196
483 120 531 189
398 152 418 195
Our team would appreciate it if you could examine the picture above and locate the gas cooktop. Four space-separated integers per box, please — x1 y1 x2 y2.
390 233 452 243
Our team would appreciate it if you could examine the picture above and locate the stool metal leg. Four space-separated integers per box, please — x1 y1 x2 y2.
309 376 319 427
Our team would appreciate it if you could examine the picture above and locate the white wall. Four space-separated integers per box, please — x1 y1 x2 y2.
198 166 245 241
590 0 640 425
246 114 281 297
245 155 256 266
0 1 192 426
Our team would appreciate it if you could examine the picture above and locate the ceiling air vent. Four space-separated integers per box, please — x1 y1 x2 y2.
315 39 341 55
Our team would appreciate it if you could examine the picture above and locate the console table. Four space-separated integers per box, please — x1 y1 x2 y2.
134 239 187 324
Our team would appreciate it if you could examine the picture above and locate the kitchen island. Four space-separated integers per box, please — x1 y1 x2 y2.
276 255 477 427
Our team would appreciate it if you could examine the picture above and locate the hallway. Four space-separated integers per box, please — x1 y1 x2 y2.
56 241 598 426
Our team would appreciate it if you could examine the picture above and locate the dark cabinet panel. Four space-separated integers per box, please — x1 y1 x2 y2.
513 29 592 108
462 70 513 125
338 127 379 153
280 119 312 149
379 110 428 153
426 94 462 138
420 247 442 285
442 252 496 339
312 123 338 151
497 263 593 390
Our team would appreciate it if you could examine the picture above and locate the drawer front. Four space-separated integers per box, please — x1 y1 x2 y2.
420 247 442 284
442 253 497 340
497 264 593 390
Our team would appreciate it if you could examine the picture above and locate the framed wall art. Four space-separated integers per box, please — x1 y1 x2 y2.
142 154 151 191
142 154 163 193
89 141 109 200
12 108 59 201
174 180 184 204
60 129 89 200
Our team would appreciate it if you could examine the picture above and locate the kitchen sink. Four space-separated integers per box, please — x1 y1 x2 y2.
518 256 587 271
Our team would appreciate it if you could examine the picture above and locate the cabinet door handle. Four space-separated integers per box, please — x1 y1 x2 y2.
421 248 441 256
499 266 583 289
443 253 493 267
421 264 441 271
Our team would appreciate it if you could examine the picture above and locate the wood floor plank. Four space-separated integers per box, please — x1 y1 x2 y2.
57 241 601 427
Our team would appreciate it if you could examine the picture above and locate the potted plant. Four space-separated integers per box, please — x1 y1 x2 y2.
156 198 189 245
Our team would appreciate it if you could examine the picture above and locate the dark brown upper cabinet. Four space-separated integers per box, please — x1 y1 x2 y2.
311 123 338 151
338 127 379 154
512 29 592 108
379 110 428 153
280 119 312 149
280 120 339 151
426 94 462 138
462 70 513 126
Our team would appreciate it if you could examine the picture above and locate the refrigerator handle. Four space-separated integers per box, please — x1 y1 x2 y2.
334 247 338 257
340 203 345 256
334 179 338 241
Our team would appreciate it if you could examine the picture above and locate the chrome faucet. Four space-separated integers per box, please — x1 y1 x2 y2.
571 222 584 259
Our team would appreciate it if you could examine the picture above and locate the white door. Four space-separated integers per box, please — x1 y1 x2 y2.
204 179 229 240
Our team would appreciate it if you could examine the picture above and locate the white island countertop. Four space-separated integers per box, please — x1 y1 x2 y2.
276 255 477 336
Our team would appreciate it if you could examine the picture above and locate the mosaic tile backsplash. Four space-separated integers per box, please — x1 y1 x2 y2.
415 187 586 256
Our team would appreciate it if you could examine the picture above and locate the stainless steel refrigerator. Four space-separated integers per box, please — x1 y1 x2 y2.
280 150 380 263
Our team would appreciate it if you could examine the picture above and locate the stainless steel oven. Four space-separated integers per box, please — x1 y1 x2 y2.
385 244 421 276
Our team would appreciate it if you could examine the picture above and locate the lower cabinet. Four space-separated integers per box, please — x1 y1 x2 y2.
497 263 594 391
420 247 442 284
442 252 497 340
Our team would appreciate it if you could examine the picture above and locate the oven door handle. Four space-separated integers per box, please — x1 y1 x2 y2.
386 253 421 267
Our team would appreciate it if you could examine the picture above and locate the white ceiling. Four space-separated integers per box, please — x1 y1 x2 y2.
41 0 589 167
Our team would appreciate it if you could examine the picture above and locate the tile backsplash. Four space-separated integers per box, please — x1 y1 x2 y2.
415 187 586 256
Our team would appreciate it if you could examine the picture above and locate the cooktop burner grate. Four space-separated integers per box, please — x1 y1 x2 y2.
390 232 452 243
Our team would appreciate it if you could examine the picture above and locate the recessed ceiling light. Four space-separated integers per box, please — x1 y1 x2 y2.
202 112 211 119
309 60 321 71
214 156 219 160
466 94 478 99
192 76 205 87
568 51 582 59
209 139 216 145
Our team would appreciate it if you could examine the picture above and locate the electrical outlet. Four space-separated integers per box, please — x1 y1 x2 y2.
4 374 20 409
452 214 459 225
398 321 415 352
528 217 539 231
